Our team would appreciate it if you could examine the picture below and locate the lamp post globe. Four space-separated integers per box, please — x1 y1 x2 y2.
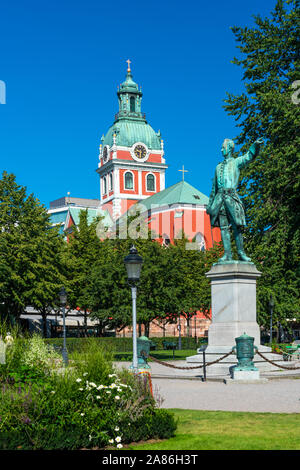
124 245 143 372
124 245 143 286
59 286 67 306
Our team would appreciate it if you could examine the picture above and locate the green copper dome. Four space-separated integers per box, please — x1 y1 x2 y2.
103 121 161 150
102 64 162 150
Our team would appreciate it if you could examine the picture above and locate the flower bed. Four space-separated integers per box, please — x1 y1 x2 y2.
0 334 177 450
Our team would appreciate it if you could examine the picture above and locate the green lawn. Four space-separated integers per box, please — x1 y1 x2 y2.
114 349 197 362
127 409 300 450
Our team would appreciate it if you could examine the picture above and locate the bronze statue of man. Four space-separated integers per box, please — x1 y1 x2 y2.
206 138 263 263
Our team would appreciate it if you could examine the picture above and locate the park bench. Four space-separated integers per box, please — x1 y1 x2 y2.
162 340 177 350
283 343 300 361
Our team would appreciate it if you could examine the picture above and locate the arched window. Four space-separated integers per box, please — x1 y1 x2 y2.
124 171 134 190
130 96 135 112
103 176 107 194
162 234 171 247
146 173 155 192
195 232 205 251
109 173 113 191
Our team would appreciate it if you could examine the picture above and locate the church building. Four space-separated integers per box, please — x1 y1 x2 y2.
48 62 221 338
96 61 221 250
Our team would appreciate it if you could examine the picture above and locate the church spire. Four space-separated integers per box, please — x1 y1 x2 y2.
116 60 145 122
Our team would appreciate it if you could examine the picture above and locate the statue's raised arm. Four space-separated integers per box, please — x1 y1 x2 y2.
206 137 263 263
236 138 264 170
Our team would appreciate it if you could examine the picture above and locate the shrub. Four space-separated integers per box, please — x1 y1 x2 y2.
1 334 61 388
21 334 61 371
0 336 177 450
69 337 115 384
45 335 207 353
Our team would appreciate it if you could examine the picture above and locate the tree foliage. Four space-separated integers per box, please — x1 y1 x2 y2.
86 229 222 336
0 172 65 333
224 0 300 328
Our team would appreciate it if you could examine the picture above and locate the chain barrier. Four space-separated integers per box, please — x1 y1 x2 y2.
148 350 233 370
256 351 300 371
148 350 300 372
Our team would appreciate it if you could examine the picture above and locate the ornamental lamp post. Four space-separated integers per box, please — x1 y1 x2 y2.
59 286 68 366
269 294 274 345
124 245 143 372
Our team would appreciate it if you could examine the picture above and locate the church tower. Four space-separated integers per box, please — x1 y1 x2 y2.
97 61 167 220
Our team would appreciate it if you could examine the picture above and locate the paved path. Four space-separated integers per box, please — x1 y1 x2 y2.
115 361 300 414
151 378 300 414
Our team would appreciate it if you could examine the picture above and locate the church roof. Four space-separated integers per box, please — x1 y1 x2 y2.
49 206 113 233
69 207 113 227
137 180 209 211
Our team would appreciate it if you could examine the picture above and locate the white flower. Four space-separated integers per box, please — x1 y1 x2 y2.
115 426 119 431
80 413 85 416
115 395 120 400
109 439 114 444
117 444 123 449
89 382 97 388
79 388 83 391
106 390 111 394
5 335 14 344
83 372 88 376
96 395 100 399
97 385 105 390
117 388 122 392
115 436 122 443
109 374 117 378
76 378 82 383
50 391 55 394
110 383 117 389
89 435 92 441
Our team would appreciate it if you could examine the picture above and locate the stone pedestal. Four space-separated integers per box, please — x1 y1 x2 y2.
206 262 262 347
186 262 285 375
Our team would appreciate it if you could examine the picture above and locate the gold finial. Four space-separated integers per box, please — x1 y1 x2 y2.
126 59 131 72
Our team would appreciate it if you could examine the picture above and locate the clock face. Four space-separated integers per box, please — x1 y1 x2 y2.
103 146 108 162
134 144 147 160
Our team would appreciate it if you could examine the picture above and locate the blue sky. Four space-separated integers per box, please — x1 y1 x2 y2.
0 0 277 207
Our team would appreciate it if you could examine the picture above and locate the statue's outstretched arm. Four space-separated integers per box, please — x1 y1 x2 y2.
237 138 264 169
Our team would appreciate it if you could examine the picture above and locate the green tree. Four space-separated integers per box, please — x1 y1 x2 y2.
65 209 104 335
165 237 223 337
87 235 176 337
87 237 132 335
223 0 300 330
0 172 65 334
87 229 223 338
